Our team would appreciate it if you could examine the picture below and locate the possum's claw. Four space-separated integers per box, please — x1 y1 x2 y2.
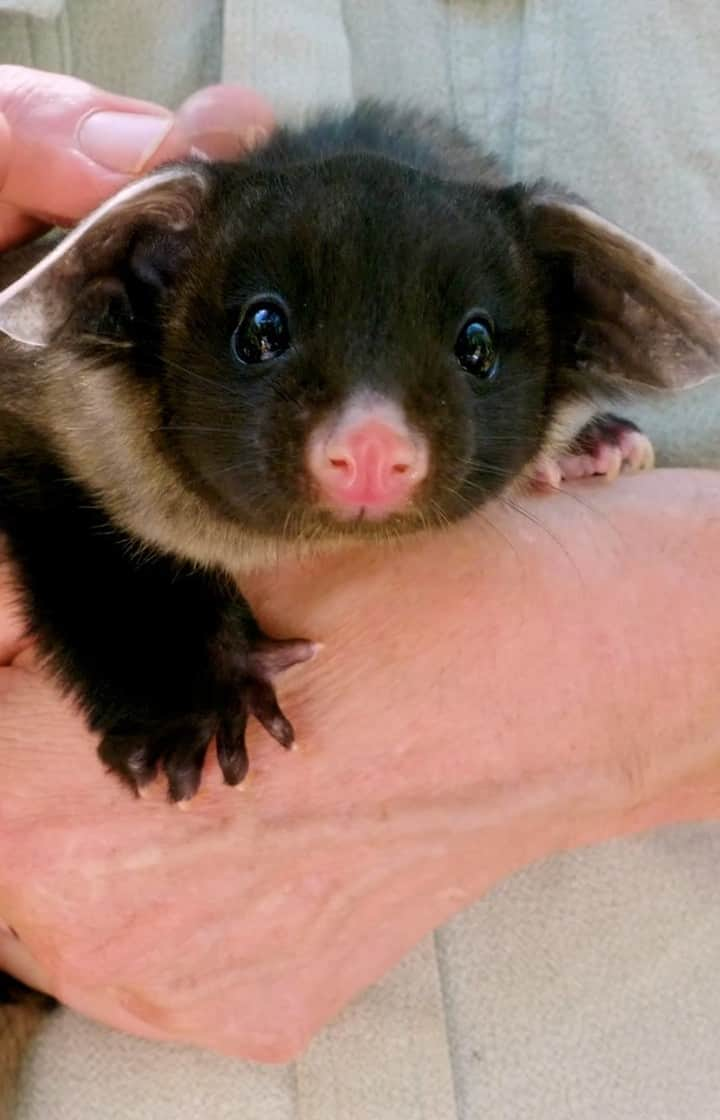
531 414 654 490
97 635 316 803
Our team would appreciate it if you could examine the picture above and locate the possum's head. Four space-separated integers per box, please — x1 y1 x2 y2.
1 132 719 566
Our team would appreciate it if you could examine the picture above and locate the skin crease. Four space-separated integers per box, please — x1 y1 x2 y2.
1 470 720 1061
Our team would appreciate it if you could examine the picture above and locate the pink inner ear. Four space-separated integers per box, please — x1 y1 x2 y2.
0 166 208 349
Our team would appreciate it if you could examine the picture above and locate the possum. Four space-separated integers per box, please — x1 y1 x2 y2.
0 100 719 1102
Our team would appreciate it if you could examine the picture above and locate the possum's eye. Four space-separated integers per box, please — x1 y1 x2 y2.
455 314 497 379
231 299 290 365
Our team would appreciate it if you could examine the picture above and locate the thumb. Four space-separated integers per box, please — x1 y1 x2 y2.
0 66 274 233
0 110 43 249
0 66 178 223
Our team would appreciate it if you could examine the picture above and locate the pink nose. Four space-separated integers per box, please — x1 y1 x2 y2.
308 414 429 518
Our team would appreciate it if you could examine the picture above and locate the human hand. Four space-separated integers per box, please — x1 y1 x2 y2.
0 65 274 249
1 469 720 1062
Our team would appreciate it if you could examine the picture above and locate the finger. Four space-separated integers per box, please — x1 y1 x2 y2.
0 67 275 231
0 65 175 220
0 929 53 997
0 199 47 252
0 565 28 665
175 83 274 160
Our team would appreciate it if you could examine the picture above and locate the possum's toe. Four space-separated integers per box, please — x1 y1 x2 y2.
558 414 655 481
530 414 655 491
97 635 316 802
98 717 215 801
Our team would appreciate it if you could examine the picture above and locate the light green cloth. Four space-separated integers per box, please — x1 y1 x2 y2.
0 1 61 18
2 3 720 1117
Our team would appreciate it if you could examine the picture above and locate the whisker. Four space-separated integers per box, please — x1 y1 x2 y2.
500 495 584 580
438 483 521 558
158 353 239 394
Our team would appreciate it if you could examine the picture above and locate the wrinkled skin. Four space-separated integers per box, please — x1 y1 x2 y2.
2 470 720 1061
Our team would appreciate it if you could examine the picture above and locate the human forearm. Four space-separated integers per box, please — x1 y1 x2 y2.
1 469 719 1060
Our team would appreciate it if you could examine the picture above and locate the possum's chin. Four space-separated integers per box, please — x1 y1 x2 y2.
248 501 443 547
239 475 509 549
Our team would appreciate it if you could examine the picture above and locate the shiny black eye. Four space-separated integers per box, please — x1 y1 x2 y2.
454 315 497 378
231 300 290 365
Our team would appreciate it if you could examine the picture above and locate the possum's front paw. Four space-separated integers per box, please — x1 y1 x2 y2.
532 414 655 490
97 634 316 803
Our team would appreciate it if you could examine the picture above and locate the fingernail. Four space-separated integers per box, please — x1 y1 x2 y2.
187 124 269 161
243 125 269 151
77 110 174 174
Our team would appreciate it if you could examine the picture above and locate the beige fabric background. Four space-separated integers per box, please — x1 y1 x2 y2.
1 1 720 1117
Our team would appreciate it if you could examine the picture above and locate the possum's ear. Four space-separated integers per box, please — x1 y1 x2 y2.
0 165 209 348
521 187 720 392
